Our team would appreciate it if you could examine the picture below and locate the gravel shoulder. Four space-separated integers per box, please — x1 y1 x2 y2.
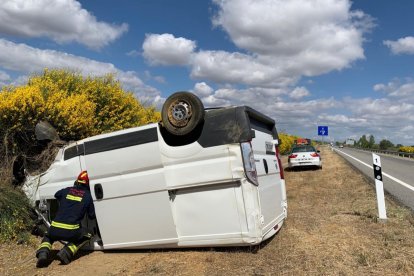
1 147 414 275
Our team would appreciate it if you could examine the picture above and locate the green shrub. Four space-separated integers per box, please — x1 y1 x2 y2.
0 183 33 243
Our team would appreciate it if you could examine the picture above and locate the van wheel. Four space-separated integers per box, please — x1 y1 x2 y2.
12 155 26 186
161 92 205 136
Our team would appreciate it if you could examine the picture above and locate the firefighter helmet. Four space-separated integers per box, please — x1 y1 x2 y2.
76 171 89 185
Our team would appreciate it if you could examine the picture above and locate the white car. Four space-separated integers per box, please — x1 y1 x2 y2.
288 145 322 169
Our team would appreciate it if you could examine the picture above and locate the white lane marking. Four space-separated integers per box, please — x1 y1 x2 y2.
334 148 414 192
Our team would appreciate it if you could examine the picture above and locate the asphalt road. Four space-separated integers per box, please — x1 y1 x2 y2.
333 147 414 211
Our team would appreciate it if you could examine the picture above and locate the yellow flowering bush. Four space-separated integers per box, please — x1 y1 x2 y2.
45 91 96 140
0 69 160 150
278 133 300 154
399 146 414 153
0 86 45 133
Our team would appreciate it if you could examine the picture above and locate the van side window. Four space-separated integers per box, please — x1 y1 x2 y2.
63 144 85 161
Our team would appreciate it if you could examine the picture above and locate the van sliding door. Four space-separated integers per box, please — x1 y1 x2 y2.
82 126 178 249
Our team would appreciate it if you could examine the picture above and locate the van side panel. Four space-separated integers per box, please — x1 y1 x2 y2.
83 124 179 249
39 145 83 200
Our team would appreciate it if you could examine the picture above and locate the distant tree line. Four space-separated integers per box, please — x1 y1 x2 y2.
344 135 413 153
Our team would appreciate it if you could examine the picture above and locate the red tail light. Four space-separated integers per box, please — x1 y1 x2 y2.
288 154 297 159
275 145 285 180
310 152 319 157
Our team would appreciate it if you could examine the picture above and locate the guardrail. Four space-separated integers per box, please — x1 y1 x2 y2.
347 147 414 159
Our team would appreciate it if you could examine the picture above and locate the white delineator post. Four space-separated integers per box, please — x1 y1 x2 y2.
372 153 387 221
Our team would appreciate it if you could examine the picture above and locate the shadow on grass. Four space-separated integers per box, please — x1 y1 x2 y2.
36 249 94 268
285 166 321 172
102 228 281 255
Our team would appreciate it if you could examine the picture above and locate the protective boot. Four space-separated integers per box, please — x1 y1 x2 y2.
36 251 49 268
36 241 52 268
57 235 91 265
57 245 75 265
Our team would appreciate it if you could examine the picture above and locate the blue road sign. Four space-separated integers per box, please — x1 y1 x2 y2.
318 126 328 136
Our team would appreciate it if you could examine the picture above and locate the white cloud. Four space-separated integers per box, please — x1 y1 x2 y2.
384 37 414 55
374 79 414 98
318 114 368 125
126 50 140 57
195 83 414 144
210 0 370 75
0 39 117 75
197 86 336 120
0 39 161 104
143 1 371 88
144 70 166 84
346 97 414 116
0 70 27 89
315 97 414 144
142 33 196 66
0 70 10 88
0 0 128 49
401 125 414 132
289 87 310 99
0 70 10 81
191 50 298 87
193 82 213 97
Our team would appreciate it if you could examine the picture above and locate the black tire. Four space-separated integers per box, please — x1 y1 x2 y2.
161 91 205 136
12 155 26 186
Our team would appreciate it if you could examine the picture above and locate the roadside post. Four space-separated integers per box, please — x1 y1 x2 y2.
372 153 387 222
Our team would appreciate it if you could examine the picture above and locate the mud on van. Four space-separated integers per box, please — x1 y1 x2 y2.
23 92 287 250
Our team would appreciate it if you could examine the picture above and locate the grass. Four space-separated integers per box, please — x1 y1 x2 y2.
0 159 34 244
1 147 414 275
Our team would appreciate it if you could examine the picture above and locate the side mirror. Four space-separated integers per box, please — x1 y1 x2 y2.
317 150 320 153
35 121 59 141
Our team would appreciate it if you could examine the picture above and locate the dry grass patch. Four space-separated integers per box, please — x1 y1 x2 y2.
1 147 414 275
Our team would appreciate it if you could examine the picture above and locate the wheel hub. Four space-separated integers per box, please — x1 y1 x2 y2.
168 100 192 127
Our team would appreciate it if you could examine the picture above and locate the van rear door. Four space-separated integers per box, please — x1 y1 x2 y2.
247 112 285 234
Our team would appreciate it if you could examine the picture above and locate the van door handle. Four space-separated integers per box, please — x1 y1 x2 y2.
94 184 104 200
263 159 268 174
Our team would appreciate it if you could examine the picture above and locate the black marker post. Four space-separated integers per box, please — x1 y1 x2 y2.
372 153 387 221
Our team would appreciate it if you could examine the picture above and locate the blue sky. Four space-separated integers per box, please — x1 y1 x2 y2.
1 0 414 145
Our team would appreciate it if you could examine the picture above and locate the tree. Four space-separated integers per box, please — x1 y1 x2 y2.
379 139 394 150
368 135 375 148
357 135 369 148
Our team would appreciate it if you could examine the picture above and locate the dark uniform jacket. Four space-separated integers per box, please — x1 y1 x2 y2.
52 185 95 229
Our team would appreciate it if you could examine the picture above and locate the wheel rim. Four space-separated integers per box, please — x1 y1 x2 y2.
168 100 192 127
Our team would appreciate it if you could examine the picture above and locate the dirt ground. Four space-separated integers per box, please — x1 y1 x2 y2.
1 147 414 275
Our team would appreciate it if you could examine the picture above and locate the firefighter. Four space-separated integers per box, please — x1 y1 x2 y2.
36 171 96 268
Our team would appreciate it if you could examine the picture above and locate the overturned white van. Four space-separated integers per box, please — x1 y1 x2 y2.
23 92 287 250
